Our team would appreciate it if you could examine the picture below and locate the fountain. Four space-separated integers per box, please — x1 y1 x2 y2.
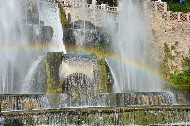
106 0 162 92
0 0 190 125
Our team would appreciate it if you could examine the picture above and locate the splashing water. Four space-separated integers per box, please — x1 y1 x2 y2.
38 0 66 53
107 0 161 92
21 0 67 93
0 0 27 93
21 56 45 94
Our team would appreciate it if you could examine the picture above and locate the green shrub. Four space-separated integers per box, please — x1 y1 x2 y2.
168 0 190 12
169 57 190 92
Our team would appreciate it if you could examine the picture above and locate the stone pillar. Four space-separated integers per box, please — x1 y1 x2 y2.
163 2 167 12
167 11 171 21
187 13 190 22
178 12 182 22
143 0 148 10
154 1 157 11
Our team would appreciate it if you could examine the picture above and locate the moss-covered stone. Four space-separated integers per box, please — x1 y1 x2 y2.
46 52 63 94
58 2 69 28
97 59 109 93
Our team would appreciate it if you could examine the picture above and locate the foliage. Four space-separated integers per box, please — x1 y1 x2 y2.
46 52 62 63
58 2 69 28
182 56 190 69
169 57 190 92
167 0 190 12
160 43 171 79
160 43 190 92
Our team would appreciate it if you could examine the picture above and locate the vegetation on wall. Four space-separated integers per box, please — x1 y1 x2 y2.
161 42 190 93
58 2 69 28
170 57 190 92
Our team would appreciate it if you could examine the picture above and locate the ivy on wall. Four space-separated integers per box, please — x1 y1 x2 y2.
161 42 190 93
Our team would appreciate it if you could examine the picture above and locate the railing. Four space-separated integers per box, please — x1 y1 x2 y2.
63 2 118 12
46 0 190 23
146 0 190 23
166 11 190 22
46 0 60 2
146 1 167 12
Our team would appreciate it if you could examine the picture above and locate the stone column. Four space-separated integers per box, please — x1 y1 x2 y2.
187 13 190 22
154 1 157 11
163 2 167 12
143 0 148 10
167 11 171 21
178 12 182 22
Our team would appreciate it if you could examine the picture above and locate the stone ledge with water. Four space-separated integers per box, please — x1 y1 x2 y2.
0 53 188 125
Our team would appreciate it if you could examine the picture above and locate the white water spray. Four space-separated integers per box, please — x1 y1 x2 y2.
0 0 26 93
21 56 44 93
21 1 67 93
107 0 161 92
38 0 66 53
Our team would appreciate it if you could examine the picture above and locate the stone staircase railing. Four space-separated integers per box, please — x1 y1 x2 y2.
67 3 119 12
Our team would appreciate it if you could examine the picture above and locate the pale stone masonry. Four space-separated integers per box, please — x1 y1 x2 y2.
146 0 190 72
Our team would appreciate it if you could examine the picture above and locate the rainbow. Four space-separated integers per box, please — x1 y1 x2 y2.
0 43 56 52
66 45 164 81
0 43 164 80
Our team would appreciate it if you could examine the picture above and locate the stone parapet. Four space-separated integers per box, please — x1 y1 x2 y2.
1 105 190 125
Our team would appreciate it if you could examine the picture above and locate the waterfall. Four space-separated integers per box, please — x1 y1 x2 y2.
21 56 44 94
21 0 67 93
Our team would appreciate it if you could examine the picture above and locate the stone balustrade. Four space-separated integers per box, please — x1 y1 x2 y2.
166 11 190 22
69 3 118 12
45 0 190 22
146 0 190 23
47 0 60 2
146 1 167 12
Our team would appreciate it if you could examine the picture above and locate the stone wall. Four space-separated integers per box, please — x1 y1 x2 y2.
25 25 53 43
64 6 118 27
149 7 190 72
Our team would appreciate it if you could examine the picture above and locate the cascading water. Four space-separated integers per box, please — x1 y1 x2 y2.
38 0 66 53
21 56 45 94
0 0 27 93
107 0 162 92
20 0 67 93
